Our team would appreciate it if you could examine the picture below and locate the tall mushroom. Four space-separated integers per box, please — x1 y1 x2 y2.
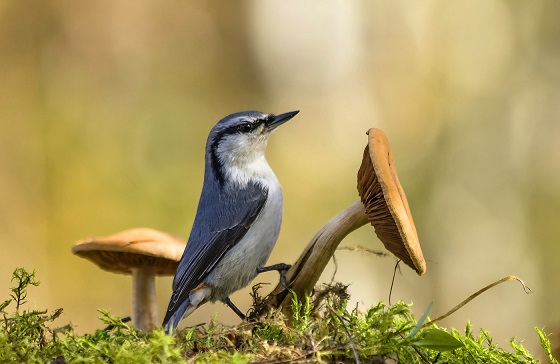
358 128 426 274
71 228 186 331
263 128 425 312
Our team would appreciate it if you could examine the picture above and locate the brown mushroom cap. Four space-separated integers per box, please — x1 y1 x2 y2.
357 128 426 275
72 228 185 275
72 228 186 331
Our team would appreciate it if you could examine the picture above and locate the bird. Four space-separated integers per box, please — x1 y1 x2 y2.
163 110 299 333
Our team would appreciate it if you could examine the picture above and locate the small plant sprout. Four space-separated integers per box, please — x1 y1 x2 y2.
72 228 186 331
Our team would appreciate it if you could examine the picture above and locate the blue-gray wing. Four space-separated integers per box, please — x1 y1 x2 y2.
163 180 268 322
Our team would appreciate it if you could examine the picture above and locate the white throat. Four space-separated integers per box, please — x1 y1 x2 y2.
216 132 278 188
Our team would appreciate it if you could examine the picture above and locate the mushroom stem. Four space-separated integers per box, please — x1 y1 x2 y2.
132 267 158 331
265 201 369 311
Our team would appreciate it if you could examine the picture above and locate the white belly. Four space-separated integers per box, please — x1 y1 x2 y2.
206 183 283 301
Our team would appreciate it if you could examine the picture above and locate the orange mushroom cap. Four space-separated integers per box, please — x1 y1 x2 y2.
357 128 426 275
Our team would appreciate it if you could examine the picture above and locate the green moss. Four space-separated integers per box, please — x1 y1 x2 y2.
0 268 555 363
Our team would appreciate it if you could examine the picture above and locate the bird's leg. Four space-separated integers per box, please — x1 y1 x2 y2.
257 263 292 290
103 316 131 331
223 297 246 320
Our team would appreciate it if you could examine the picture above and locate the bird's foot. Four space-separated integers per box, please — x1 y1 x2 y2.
257 263 292 290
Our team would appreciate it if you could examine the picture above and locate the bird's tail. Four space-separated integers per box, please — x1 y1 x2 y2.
162 299 191 335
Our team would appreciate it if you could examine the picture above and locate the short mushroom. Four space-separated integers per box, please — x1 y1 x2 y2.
262 127 425 313
71 228 186 332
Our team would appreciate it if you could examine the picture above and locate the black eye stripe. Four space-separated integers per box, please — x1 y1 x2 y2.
222 118 267 135
237 123 253 133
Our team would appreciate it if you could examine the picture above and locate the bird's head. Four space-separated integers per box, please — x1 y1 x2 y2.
206 110 299 185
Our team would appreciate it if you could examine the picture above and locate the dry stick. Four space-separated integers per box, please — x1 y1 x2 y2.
328 305 361 364
421 275 531 329
331 245 386 284
330 254 339 284
388 260 402 306
265 202 369 311
337 245 388 257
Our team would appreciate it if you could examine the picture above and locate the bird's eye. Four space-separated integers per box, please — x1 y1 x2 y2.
237 123 253 133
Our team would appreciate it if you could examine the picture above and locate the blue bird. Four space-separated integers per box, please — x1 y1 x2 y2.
163 110 299 332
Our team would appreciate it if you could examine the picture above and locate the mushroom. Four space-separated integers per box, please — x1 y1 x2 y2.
357 128 426 274
262 128 425 312
71 228 186 332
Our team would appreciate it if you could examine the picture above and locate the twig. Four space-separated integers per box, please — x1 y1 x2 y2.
422 275 531 328
330 254 338 284
337 245 388 257
327 305 360 364
388 260 402 306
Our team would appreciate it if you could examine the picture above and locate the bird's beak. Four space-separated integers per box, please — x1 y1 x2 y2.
266 110 299 131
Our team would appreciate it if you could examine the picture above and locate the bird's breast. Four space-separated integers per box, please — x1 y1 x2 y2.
206 182 284 301
222 155 279 189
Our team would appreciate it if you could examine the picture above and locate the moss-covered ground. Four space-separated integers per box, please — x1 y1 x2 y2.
0 268 557 363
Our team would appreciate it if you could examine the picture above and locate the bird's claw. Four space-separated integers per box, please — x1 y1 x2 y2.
257 263 292 290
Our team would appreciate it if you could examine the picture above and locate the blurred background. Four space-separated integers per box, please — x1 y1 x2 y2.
1 0 559 357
